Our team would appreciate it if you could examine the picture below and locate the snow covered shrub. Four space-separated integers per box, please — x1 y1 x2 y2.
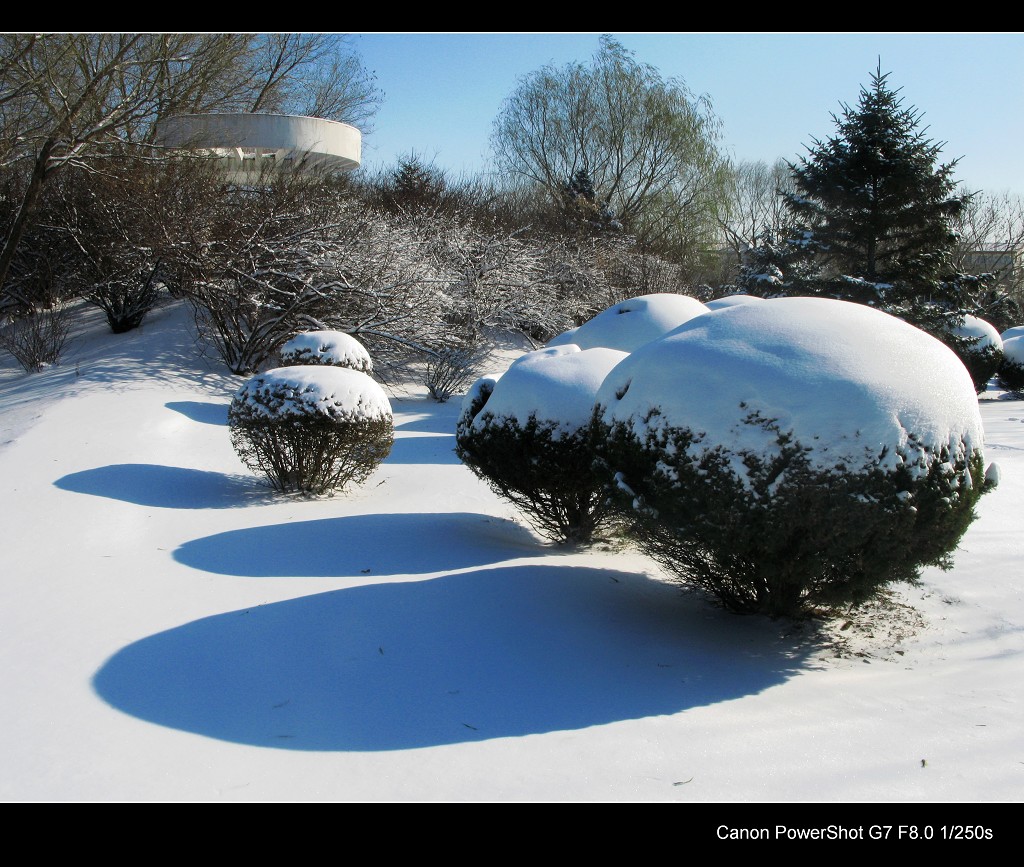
941 315 1003 393
456 345 627 544
547 293 709 352
998 335 1024 392
279 330 373 373
229 366 393 495
594 298 993 618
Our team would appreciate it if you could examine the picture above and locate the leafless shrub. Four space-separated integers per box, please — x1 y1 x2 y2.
423 333 490 402
0 303 71 372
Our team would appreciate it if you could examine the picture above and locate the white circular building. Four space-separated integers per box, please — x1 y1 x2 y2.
156 113 361 182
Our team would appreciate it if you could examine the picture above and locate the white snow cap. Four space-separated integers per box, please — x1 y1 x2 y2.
233 366 391 423
280 330 373 373
705 294 766 311
1003 335 1024 367
472 344 627 437
1000 325 1024 343
598 297 984 483
458 372 503 432
547 293 709 353
951 315 1003 352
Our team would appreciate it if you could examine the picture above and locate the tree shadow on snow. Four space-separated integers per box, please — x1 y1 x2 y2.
165 400 229 426
93 564 812 751
174 512 540 576
55 464 272 509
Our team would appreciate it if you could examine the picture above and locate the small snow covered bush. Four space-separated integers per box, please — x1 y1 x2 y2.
456 345 627 544
229 366 393 495
594 298 993 618
942 315 1003 394
998 335 1024 392
546 293 709 353
279 330 373 373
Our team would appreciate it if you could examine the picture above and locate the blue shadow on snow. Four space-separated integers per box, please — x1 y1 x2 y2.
165 400 229 425
93 565 809 751
174 512 539 577
55 464 270 509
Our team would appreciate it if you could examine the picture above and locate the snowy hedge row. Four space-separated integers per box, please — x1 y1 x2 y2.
458 293 996 617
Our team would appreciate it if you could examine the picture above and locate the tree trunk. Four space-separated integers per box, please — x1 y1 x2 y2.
0 137 56 302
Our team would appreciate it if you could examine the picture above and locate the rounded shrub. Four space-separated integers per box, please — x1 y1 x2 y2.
279 330 372 373
998 335 1024 392
546 293 709 353
942 314 1003 393
594 297 994 618
229 366 393 495
456 345 627 545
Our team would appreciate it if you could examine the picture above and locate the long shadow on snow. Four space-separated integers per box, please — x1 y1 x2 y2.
93 564 811 751
165 400 229 426
55 463 271 509
174 512 539 576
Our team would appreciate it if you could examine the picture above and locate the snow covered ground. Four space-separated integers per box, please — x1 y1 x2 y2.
0 299 1021 803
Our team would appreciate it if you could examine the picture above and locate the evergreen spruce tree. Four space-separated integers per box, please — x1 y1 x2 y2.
768 66 972 322
385 154 448 212
558 169 621 236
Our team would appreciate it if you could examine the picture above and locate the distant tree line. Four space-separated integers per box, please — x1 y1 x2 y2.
2 36 1018 382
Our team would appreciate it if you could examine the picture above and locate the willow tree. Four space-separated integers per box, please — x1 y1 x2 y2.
490 36 730 268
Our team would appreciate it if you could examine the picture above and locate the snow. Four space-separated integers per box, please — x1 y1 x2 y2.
598 297 984 483
0 297 1022 803
468 344 627 437
705 293 766 310
1000 325 1024 343
952 315 1003 351
1003 335 1024 367
279 330 372 373
546 293 708 353
232 366 392 424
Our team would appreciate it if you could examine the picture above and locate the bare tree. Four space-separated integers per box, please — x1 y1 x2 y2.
0 33 382 304
44 150 221 332
243 35 382 131
719 159 794 273
950 190 1024 308
178 181 450 378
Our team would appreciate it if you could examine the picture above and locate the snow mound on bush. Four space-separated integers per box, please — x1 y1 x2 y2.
1000 325 1024 343
280 330 372 372
232 366 391 423
951 315 1003 351
1003 335 1024 366
705 294 766 310
471 345 627 437
547 293 708 353
598 297 984 483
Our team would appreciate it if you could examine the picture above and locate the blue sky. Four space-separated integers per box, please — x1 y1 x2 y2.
353 32 1024 197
